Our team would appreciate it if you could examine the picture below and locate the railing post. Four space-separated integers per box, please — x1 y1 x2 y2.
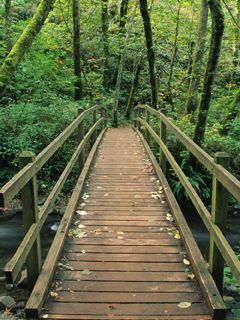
19 151 41 291
145 109 150 145
113 109 118 128
77 108 85 171
209 152 230 294
101 108 107 130
136 108 140 130
91 109 97 146
159 119 167 176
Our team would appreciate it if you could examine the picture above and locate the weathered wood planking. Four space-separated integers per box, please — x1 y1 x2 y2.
30 127 223 320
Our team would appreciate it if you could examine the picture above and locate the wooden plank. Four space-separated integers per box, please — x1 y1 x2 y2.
54 271 189 282
80 220 173 227
64 252 183 264
135 129 226 319
42 302 210 316
50 292 202 303
65 244 182 254
25 130 106 319
40 315 211 320
64 238 179 246
58 261 186 272
59 280 197 292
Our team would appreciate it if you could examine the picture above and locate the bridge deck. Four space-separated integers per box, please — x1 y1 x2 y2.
41 127 213 319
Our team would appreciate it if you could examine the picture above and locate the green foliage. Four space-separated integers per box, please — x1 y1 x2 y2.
169 151 211 202
0 99 77 186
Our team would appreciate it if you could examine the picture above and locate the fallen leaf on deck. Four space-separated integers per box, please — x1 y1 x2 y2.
178 302 191 309
76 210 88 216
50 290 58 297
188 273 195 280
183 258 190 266
82 269 92 275
82 250 86 254
42 314 49 319
78 224 86 228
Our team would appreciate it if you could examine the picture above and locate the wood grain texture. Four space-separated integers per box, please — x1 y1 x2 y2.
27 128 217 319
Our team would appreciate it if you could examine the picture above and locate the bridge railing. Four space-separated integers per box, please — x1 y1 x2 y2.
0 105 107 290
134 104 240 294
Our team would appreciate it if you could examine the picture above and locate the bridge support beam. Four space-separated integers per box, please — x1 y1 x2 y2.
209 152 230 294
20 151 42 292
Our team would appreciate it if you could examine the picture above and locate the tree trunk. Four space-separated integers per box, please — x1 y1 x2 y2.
119 0 129 31
72 0 82 101
233 0 240 79
139 0 158 109
166 0 181 106
5 0 12 52
102 0 110 88
113 1 138 125
125 54 143 118
0 0 56 96
185 0 208 115
193 0 224 146
186 41 195 87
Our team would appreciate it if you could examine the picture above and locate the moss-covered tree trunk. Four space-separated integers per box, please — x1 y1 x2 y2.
5 0 12 52
166 0 181 106
185 0 208 115
139 0 158 109
232 0 240 79
125 54 143 118
102 0 110 88
0 0 56 96
72 0 82 101
193 0 224 146
119 0 129 31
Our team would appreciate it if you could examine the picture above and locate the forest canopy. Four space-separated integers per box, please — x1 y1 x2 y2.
0 0 239 192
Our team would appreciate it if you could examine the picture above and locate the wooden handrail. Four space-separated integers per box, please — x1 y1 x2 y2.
4 117 104 283
0 105 103 207
1 105 106 290
134 104 240 293
135 104 240 202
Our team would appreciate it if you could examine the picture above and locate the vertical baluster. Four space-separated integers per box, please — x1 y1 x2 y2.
209 152 230 294
77 108 85 171
145 109 150 145
159 119 167 176
20 151 41 291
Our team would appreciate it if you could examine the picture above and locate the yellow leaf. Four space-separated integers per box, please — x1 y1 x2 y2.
178 302 191 309
183 258 190 266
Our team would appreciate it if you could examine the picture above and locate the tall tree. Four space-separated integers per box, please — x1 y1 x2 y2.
139 0 158 109
119 0 129 31
0 0 56 96
102 0 110 88
166 0 181 106
72 0 82 100
5 0 12 52
193 0 224 146
113 1 138 121
125 54 143 118
185 0 208 115
233 0 240 79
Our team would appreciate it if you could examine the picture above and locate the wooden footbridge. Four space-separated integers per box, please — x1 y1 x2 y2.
1 105 240 319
